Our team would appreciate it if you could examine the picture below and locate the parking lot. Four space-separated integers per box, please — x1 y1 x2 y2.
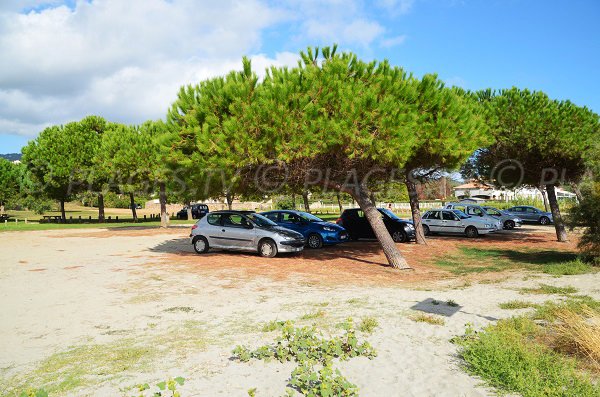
1 225 596 396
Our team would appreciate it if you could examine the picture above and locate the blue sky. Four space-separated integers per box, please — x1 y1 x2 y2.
0 0 598 153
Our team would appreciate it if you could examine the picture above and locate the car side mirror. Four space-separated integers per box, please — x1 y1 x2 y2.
245 223 254 229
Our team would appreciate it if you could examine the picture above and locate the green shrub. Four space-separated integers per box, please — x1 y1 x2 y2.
290 361 358 397
567 182 600 261
455 319 599 397
358 317 379 333
232 319 375 396
273 196 296 210
129 377 185 397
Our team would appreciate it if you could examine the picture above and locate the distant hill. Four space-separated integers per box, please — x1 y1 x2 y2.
0 153 22 162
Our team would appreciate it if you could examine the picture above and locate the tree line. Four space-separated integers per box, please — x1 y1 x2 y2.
1 45 598 268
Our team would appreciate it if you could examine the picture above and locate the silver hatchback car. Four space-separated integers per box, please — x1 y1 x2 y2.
190 211 305 257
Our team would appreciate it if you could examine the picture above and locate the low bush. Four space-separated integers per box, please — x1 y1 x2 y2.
454 297 600 397
358 317 379 333
232 319 376 396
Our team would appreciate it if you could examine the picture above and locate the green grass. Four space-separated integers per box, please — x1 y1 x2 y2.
433 246 589 276
542 259 595 276
0 219 194 232
300 309 327 320
408 312 445 325
2 321 208 395
2 339 158 395
520 284 578 295
499 300 539 310
455 316 599 397
358 317 379 333
531 295 600 322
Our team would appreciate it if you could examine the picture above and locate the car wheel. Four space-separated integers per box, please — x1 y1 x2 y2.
193 236 209 254
258 239 278 258
465 226 479 238
307 233 324 249
391 230 407 243
539 216 550 225
504 220 515 230
422 224 430 236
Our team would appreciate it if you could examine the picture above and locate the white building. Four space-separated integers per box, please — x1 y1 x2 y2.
453 181 576 201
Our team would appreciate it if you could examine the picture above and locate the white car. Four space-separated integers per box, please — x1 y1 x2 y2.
444 202 503 230
421 209 496 238
190 211 305 257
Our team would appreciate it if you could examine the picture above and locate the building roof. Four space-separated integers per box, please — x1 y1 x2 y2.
453 181 492 190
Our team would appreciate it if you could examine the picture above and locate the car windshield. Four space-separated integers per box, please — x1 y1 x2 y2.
297 212 324 222
246 213 278 228
380 208 402 220
452 210 470 219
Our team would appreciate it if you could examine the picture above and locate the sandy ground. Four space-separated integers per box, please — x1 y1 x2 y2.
0 226 598 396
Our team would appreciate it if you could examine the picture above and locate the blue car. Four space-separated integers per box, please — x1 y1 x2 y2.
260 210 349 249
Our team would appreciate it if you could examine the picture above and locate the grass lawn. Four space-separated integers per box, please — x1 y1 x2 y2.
1 219 195 232
434 246 595 276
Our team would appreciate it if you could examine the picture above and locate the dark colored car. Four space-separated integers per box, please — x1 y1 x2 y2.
336 208 415 243
177 204 209 220
505 206 553 225
260 210 348 248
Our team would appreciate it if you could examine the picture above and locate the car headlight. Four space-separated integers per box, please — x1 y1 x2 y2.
485 224 491 228
514 218 520 222
404 224 414 230
322 226 336 232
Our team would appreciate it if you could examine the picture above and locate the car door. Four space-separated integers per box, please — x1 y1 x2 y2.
204 213 224 248
279 212 306 235
355 210 375 238
442 210 462 233
423 210 442 232
524 207 539 221
507 206 521 218
218 213 256 249
262 211 281 223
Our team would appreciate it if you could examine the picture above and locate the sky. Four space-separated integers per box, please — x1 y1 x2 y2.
0 0 598 153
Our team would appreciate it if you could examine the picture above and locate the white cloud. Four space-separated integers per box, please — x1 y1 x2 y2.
0 0 409 141
376 0 415 14
380 34 407 48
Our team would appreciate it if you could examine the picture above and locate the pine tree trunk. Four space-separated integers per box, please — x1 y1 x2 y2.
336 192 343 213
98 193 105 223
352 187 411 270
291 194 296 210
406 178 427 245
538 185 549 212
226 192 233 210
570 182 583 202
370 192 376 206
186 201 193 220
129 192 138 222
159 182 169 228
60 199 66 223
302 191 310 212
546 184 568 242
